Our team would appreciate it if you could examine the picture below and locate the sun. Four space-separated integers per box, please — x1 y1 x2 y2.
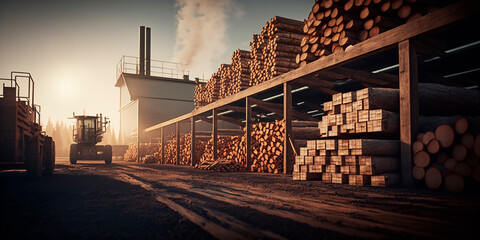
55 78 76 99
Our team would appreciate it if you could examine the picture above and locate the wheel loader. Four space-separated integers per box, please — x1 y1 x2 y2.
69 113 112 164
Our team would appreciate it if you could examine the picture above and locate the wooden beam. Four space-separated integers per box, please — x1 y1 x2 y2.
212 108 218 160
399 39 419 187
191 116 196 166
197 115 212 124
216 115 245 127
246 97 252 170
293 76 335 88
284 83 292 174
319 67 397 86
218 105 246 113
249 98 318 121
161 127 165 164
176 122 180 165
292 77 339 95
145 1 478 133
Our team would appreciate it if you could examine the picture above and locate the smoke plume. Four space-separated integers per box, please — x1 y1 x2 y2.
173 0 234 79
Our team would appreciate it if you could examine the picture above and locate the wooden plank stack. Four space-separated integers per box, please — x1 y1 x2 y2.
293 138 400 187
318 87 400 137
249 16 303 86
413 117 480 192
298 0 449 67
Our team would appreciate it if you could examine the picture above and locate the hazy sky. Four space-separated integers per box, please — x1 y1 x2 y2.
0 0 312 132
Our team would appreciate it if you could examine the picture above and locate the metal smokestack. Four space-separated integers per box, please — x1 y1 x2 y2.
146 27 151 76
139 26 145 75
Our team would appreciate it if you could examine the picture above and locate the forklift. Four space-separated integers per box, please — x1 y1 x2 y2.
69 113 112 164
0 72 55 179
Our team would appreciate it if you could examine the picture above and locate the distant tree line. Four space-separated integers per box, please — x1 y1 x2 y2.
44 119 121 157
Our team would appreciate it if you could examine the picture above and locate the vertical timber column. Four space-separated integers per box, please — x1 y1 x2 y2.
176 122 180 165
399 39 419 187
139 26 145 75
212 109 218 160
283 83 292 174
246 97 252 170
191 116 196 166
146 27 151 76
161 127 165 164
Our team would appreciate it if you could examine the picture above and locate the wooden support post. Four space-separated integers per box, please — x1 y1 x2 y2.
161 127 165 164
246 97 252 170
212 109 218 160
284 83 293 174
191 116 196 166
176 122 180 165
399 39 419 187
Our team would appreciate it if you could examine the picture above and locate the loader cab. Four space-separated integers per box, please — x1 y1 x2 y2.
74 116 102 145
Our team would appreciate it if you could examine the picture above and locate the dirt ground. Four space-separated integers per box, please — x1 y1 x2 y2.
1 158 479 239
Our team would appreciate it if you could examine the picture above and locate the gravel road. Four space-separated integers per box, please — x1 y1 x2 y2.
1 157 479 239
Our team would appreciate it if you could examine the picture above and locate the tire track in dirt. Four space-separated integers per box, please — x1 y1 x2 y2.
116 173 287 240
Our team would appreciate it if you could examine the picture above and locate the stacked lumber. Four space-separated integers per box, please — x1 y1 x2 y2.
318 87 400 137
298 0 450 66
413 117 480 193
124 142 160 162
249 16 303 86
318 84 480 137
293 138 400 187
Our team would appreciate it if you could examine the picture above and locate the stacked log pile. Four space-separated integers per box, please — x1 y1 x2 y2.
193 121 318 173
230 50 252 95
298 0 450 66
218 64 233 99
124 142 160 163
249 16 303 86
413 117 480 192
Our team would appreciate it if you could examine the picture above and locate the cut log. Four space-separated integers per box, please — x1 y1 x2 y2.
416 132 424 142
476 134 480 158
435 124 454 148
454 117 468 134
412 166 425 180
473 165 480 182
444 158 457 172
421 131 435 145
414 151 430 168
425 167 442 189
452 144 468 162
444 174 464 193
455 162 472 177
466 153 479 167
461 133 475 150
436 151 448 165
412 140 424 154
427 139 440 154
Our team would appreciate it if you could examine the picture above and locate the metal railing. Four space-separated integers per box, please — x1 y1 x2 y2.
116 56 190 80
0 71 41 125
